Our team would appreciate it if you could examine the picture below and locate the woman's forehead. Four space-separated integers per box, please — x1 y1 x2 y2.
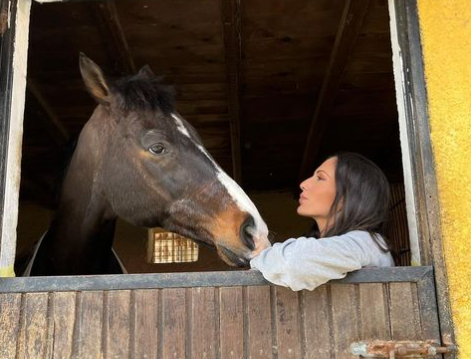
316 157 337 174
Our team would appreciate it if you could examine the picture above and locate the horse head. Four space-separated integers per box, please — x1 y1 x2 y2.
77 53 270 267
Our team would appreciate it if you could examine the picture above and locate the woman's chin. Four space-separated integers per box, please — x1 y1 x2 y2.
297 206 309 217
297 206 318 219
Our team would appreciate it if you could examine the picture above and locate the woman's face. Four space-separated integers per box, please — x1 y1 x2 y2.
297 157 337 220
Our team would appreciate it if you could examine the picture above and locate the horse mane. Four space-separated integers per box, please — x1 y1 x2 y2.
112 74 175 115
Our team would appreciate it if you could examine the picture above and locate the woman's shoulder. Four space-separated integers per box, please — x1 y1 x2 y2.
300 230 381 244
341 230 385 242
339 230 394 266
316 230 379 242
318 230 387 254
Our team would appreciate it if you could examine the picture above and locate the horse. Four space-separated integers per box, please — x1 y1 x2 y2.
26 53 270 276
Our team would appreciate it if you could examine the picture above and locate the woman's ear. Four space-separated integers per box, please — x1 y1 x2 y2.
79 52 111 105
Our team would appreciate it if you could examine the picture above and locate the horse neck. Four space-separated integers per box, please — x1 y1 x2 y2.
40 109 118 274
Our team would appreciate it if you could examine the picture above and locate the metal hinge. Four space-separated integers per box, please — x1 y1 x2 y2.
350 340 457 358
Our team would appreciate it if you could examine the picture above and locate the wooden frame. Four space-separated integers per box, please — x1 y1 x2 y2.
389 0 455 346
0 0 31 277
0 266 444 359
0 266 432 293
0 0 455 352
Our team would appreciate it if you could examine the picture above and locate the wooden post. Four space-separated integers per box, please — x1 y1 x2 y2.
389 0 455 350
0 0 31 277
299 0 370 181
89 0 136 75
220 0 242 183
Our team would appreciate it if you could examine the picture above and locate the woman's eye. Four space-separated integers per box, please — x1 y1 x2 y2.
149 144 167 155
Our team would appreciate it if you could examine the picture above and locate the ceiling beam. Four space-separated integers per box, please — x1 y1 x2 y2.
27 79 70 146
90 0 136 74
299 0 370 181
220 0 242 183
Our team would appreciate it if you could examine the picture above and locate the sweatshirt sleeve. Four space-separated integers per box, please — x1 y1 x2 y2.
249 233 372 291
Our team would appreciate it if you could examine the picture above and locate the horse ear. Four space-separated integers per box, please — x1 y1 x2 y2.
137 65 155 79
79 52 111 105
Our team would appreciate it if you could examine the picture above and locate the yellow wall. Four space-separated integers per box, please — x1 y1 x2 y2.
417 1 471 356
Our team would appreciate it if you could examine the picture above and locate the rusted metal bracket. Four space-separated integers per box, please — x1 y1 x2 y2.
350 340 457 358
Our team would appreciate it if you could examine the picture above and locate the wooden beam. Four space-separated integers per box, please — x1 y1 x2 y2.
90 0 136 74
220 0 242 183
299 0 370 181
27 79 70 146
0 266 433 293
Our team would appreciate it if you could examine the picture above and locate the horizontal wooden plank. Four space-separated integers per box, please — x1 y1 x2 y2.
243 35 335 62
243 0 344 38
0 267 432 293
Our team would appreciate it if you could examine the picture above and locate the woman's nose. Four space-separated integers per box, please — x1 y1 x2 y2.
300 179 308 191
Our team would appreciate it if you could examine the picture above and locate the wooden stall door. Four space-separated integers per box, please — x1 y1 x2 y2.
0 267 447 359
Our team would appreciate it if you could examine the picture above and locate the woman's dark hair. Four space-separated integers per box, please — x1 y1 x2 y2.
307 152 391 252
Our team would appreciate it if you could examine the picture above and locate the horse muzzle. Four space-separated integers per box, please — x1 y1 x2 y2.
216 216 271 267
216 244 251 267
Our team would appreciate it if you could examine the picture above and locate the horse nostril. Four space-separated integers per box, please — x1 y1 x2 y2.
240 215 256 251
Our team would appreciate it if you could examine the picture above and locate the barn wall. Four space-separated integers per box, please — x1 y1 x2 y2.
16 203 52 256
418 0 471 354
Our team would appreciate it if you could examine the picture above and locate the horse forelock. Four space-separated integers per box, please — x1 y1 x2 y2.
112 75 175 114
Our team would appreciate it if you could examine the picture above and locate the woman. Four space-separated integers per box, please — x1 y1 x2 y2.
250 152 395 291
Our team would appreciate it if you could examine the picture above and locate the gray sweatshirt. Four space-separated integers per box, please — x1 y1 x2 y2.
250 230 394 291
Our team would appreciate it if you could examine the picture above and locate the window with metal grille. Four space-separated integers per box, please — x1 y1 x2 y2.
148 229 199 264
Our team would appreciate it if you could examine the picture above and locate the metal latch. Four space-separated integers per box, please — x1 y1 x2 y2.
350 340 457 358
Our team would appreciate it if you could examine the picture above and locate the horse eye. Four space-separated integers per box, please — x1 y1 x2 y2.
149 144 167 155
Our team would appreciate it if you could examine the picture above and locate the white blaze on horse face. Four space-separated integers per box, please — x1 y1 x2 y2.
172 113 192 138
171 113 270 246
